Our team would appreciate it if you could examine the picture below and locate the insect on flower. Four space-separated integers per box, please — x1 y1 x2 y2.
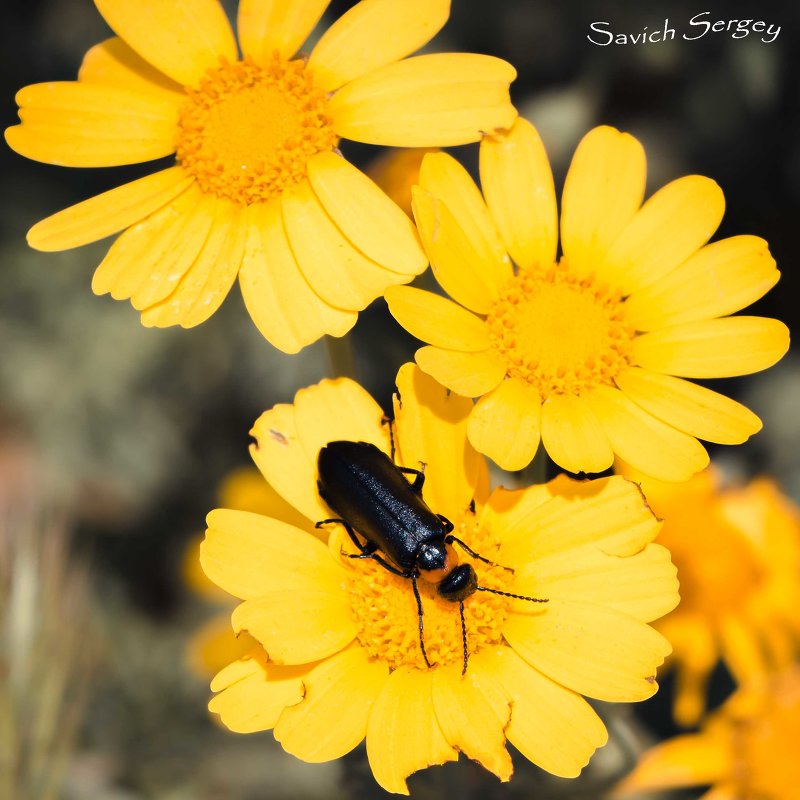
316 436 548 674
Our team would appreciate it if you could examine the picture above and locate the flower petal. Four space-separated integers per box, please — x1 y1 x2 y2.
392 363 480 522
626 236 780 331
431 662 513 782
329 53 517 147
237 0 331 61
202 509 337 600
366 666 458 795
308 0 450 91
141 198 246 328
209 652 309 733
94 0 237 86
516 542 679 623
503 599 672 701
476 647 608 778
275 646 389 761
467 378 542 471
7 82 178 166
480 117 558 270
599 176 725 295
416 346 506 398
587 384 709 482
615 367 762 445
412 187 501 313
632 317 790 378
282 179 409 311
418 151 512 287
250 404 330 523
238 201 357 353
91 184 215 309
27 166 193 252
560 126 646 276
540 394 613 474
384 286 490 351
307 151 426 275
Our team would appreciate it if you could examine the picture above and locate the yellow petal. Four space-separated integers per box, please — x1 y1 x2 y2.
431 662 513 782
94 0 237 87
467 378 542 471
307 151 426 275
415 346 506 398
292 378 390 471
78 37 184 104
615 732 732 794
503 599 672 701
587 384 709 482
626 235 780 330
540 394 613 474
481 479 569 545
28 166 193 252
238 201 356 353
237 0 330 61
208 653 308 733
329 53 517 146
250 404 330 523
366 667 458 795
480 117 558 270
91 184 214 309
384 286 490 351
141 198 245 328
632 317 790 378
418 151 512 287
599 176 725 295
186 614 255 679
202 509 337 600
615 367 762 445
476 647 608 778
560 126 646 276
282 179 408 311
392 363 480 522
308 0 450 91
517 542 679 623
7 82 178 166
275 646 389 761
411 187 502 313
718 614 768 686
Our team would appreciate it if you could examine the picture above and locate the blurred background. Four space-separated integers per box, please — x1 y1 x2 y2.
1 0 798 797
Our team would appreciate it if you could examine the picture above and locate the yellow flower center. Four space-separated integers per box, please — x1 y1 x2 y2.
485 261 634 399
176 55 338 205
344 516 513 671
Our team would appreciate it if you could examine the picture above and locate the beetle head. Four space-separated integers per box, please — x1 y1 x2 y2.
436 563 478 602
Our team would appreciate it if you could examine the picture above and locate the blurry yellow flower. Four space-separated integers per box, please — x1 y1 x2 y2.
200 364 679 793
621 464 800 727
616 667 800 799
365 147 437 216
6 0 517 352
385 118 789 480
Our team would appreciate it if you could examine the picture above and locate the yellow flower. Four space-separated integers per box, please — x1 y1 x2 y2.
200 364 679 793
616 667 800 799
385 118 789 480
6 0 517 352
365 147 437 217
621 464 800 727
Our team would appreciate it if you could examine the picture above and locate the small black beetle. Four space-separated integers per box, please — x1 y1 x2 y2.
316 439 547 673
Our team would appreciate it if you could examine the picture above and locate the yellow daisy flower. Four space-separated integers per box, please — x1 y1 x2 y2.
621 463 800 727
200 364 679 793
385 118 790 480
6 0 517 352
616 667 800 799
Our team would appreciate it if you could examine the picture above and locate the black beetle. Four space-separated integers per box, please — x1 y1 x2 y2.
316 438 548 674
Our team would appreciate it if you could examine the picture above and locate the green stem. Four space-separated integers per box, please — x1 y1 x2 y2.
324 334 357 380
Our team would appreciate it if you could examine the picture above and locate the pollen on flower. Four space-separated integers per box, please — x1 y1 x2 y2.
486 261 635 399
344 516 513 671
176 54 338 205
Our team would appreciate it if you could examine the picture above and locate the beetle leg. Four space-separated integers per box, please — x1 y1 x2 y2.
411 572 432 669
445 534 512 570
368 553 410 577
315 517 345 528
381 415 397 463
437 514 454 533
397 465 425 492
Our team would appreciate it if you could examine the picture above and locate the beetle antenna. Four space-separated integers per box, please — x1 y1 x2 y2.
459 600 468 676
476 586 549 603
411 573 432 668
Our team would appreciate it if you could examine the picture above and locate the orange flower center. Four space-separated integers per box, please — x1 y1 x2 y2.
176 55 337 205
485 261 634 399
343 516 513 671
